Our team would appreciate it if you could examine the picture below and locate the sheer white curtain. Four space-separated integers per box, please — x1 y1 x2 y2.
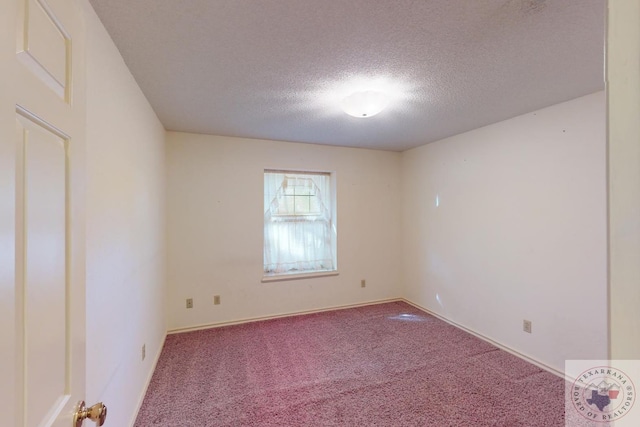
264 171 335 275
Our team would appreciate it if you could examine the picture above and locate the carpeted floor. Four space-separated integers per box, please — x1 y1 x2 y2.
134 301 595 426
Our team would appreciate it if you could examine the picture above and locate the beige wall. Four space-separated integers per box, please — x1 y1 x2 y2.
166 132 402 330
401 92 608 373
607 0 640 360
84 3 166 426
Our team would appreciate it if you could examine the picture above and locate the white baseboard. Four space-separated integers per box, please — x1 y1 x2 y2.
401 298 565 379
128 332 168 427
166 297 564 379
167 297 403 334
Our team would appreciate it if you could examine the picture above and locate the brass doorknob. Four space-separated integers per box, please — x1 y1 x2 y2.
74 401 107 427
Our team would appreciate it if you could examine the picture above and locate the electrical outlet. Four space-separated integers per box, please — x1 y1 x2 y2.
361 279 366 288
142 344 146 361
186 298 193 309
213 295 220 305
523 320 532 334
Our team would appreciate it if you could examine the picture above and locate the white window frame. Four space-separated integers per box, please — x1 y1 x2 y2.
262 169 338 282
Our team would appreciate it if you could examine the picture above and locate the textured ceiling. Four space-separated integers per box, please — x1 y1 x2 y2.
88 0 605 152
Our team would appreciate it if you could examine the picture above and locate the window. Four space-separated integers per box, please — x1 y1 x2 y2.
263 170 336 277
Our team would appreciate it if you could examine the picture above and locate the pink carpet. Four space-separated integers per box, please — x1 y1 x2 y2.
134 301 594 426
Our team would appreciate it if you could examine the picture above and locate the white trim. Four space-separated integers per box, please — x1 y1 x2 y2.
167 297 402 334
400 298 565 379
39 394 70 427
261 270 338 283
128 332 167 427
166 297 564 379
159 296 565 393
16 105 70 139
265 169 331 176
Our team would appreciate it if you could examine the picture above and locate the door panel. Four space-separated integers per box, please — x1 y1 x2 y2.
16 0 70 99
17 113 70 427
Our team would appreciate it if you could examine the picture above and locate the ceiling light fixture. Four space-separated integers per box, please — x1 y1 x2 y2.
340 90 389 118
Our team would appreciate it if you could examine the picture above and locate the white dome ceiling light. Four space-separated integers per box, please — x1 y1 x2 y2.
340 90 389 118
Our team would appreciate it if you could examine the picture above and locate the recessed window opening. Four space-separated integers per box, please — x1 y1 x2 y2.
264 170 336 278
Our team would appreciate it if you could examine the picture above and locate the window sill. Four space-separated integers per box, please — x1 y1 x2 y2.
261 270 339 283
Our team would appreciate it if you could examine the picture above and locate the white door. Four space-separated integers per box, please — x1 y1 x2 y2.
0 0 93 426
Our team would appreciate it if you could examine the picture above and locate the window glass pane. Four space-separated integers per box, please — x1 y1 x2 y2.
284 195 295 214
309 196 320 213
